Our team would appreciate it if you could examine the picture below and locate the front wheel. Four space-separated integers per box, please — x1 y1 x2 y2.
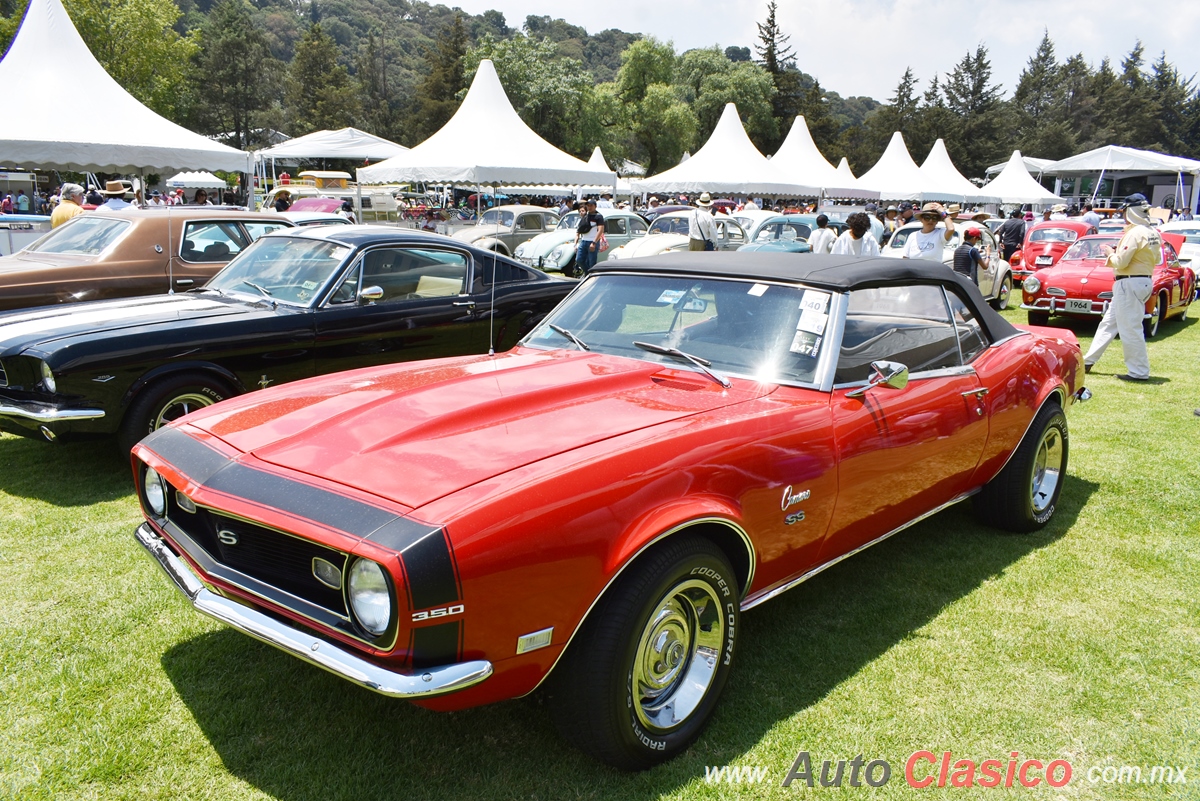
119 372 233 453
1143 292 1165 338
973 401 1067 533
547 536 739 770
991 275 1012 310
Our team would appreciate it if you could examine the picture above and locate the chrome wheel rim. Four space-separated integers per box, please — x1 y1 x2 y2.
154 392 217 430
997 277 1011 309
1150 297 1163 335
632 579 724 733
1031 425 1064 514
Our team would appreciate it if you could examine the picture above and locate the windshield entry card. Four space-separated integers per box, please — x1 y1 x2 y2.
800 290 830 313
790 330 822 358
747 283 769 297
656 289 685 304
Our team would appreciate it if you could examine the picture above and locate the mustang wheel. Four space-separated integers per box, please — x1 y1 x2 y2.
973 401 1067 533
1026 310 1050 327
992 275 1012 310
119 372 233 453
547 536 738 770
1143 292 1165 338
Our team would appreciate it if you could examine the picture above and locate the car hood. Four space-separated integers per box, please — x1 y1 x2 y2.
1038 260 1111 288
0 293 250 354
616 234 685 258
452 224 507 242
187 348 774 509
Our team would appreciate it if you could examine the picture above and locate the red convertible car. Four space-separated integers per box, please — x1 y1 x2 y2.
132 254 1088 769
1010 220 1098 279
1021 232 1194 336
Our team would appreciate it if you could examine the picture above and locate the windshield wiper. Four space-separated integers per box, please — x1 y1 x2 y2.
189 286 222 295
241 279 273 297
549 324 590 351
633 341 731 388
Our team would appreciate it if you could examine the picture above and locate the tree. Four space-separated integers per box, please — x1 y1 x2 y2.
611 38 695 174
410 13 467 143
692 62 778 150
754 0 800 151
616 37 675 104
191 0 283 149
725 45 750 62
942 45 1005 179
798 79 838 156
1012 31 1076 160
861 67 920 164
285 22 360 134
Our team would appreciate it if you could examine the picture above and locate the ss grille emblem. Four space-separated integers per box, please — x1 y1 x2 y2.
217 529 239 546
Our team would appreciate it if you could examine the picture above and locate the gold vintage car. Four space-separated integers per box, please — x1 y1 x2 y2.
0 208 294 311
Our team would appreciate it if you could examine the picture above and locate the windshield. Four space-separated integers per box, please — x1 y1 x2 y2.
206 235 352 305
649 216 690 235
755 221 811 242
557 212 581 230
524 273 829 385
1030 227 1079 243
25 216 131 255
480 209 515 227
1060 237 1117 261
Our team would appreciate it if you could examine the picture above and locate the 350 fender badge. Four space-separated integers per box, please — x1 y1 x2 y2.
781 485 811 511
412 603 465 622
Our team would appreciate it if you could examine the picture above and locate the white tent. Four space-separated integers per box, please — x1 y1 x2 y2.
632 104 820 196
497 148 628 196
256 127 408 162
1042 145 1200 210
770 117 877 200
919 139 1000 204
856 133 925 200
979 151 1063 205
986 155 1052 177
166 171 227 189
357 60 613 187
0 0 249 173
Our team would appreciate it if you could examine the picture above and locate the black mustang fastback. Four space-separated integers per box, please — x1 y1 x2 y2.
0 226 573 450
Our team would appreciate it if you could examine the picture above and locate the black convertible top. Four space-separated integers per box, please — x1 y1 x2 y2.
594 252 1019 342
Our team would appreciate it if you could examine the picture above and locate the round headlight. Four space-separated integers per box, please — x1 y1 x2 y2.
514 243 527 257
144 467 167 517
347 558 392 636
548 244 570 264
40 361 56 394
1023 276 1041 293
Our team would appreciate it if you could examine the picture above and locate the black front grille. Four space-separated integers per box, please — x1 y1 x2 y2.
167 490 347 616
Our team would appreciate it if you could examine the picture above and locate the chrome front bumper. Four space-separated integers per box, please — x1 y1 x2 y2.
0 401 104 423
134 522 493 699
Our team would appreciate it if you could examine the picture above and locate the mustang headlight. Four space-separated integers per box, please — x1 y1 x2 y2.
40 361 56 393
347 558 392 636
1023 276 1041 293
143 467 167 517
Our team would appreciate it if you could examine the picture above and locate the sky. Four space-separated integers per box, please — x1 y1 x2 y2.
445 0 1200 103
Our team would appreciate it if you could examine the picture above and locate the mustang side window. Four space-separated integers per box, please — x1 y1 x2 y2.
477 257 536 288
360 248 467 302
835 284 961 383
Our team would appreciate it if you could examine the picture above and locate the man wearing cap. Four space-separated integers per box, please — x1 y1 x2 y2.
1082 194 1159 381
98 180 132 211
574 199 605 274
147 190 166 207
50 183 86 228
953 228 986 284
273 190 292 213
901 202 955 261
688 193 718 251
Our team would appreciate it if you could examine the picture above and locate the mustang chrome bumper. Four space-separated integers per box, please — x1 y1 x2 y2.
134 522 493 699
0 401 104 423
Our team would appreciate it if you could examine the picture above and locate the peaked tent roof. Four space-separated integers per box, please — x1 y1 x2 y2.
0 0 248 172
1042 145 1200 176
257 127 408 161
631 104 820 196
856 133 925 200
986 155 1052 177
357 60 613 186
919 139 999 203
770 117 877 199
979 150 1063 205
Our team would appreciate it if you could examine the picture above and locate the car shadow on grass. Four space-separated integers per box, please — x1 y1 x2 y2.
0 434 131 506
160 476 1098 800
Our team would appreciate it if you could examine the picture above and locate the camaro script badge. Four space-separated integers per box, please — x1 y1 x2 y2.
781 485 811 511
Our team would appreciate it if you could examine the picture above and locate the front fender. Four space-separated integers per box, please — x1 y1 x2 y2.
472 237 510 256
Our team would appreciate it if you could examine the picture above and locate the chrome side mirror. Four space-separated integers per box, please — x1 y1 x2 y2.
846 360 909 399
359 285 384 304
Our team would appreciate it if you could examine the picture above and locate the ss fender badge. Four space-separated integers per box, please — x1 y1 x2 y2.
781 485 811 511
412 603 464 622
784 511 806 525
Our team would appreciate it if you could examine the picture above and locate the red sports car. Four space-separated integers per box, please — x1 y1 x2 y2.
1021 232 1194 336
132 254 1088 769
1010 220 1098 279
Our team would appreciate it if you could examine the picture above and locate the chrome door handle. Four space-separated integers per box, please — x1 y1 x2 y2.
175 278 194 286
961 387 989 397
452 300 476 307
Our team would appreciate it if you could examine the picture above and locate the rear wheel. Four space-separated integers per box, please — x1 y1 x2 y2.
119 372 234 453
1027 310 1050 327
973 401 1067 533
547 536 738 770
1143 292 1166 338
991 275 1012 310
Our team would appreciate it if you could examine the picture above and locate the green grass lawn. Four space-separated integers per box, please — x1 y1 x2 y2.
1 308 1197 800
